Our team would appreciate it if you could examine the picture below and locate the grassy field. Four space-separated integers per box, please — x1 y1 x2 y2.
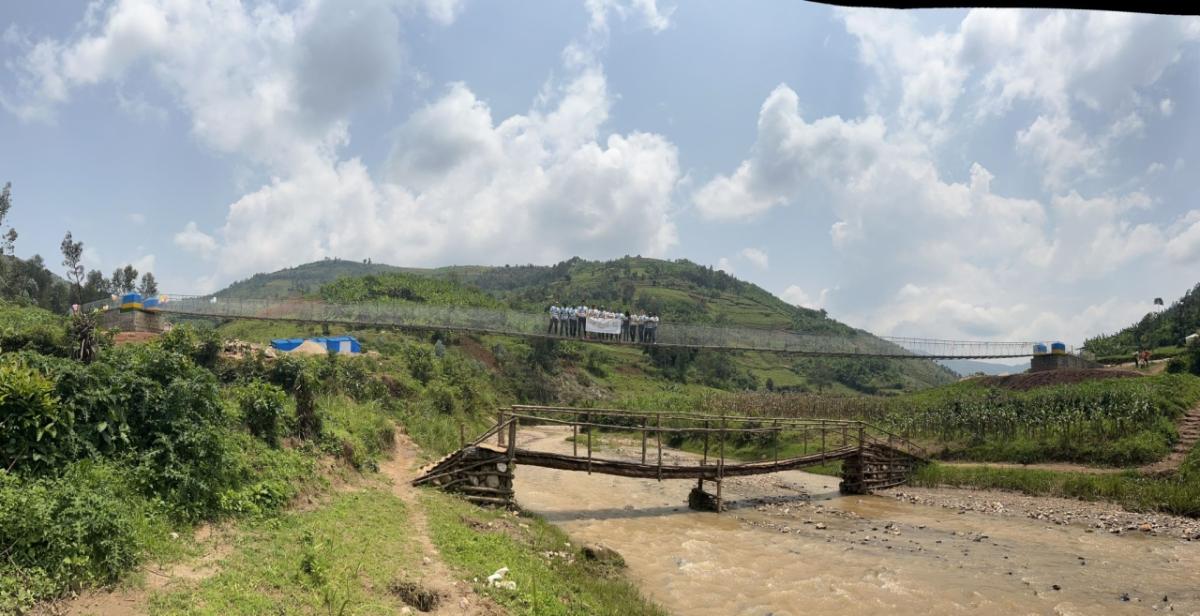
149 488 416 615
911 453 1200 518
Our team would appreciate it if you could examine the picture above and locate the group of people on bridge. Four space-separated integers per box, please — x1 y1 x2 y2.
547 304 660 343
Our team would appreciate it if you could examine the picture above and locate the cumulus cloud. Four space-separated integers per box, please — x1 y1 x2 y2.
694 81 1187 342
781 285 827 310
1167 211 1200 264
715 257 734 275
740 247 768 269
5 0 683 283
1160 98 1174 116
174 221 217 257
838 9 1200 187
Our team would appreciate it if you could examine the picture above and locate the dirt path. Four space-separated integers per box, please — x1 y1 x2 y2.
378 434 503 616
1140 403 1200 475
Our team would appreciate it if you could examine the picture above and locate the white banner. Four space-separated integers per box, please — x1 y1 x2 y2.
586 316 623 335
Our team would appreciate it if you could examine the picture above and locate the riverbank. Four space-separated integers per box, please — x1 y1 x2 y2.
512 425 1200 615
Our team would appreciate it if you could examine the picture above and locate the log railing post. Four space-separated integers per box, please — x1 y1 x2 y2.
773 418 779 465
497 409 506 447
656 413 663 482
820 419 826 456
702 419 709 466
507 417 518 464
717 416 726 512
573 412 578 458
586 413 593 475
641 416 647 464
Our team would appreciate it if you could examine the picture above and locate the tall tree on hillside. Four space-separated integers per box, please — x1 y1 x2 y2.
60 231 85 304
0 182 14 295
111 268 126 294
111 265 138 294
83 269 109 302
122 264 138 293
138 272 158 296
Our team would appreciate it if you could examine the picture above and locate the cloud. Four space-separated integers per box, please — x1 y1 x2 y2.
694 82 1189 342
173 221 217 257
715 257 734 275
128 212 146 225
1166 211 1200 264
838 9 1200 187
740 247 768 269
6 0 682 283
1160 97 1174 116
781 285 827 310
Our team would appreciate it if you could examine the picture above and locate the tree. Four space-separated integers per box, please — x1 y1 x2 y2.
138 272 158 296
0 182 14 293
60 231 85 304
111 264 138 294
82 270 110 302
122 264 138 293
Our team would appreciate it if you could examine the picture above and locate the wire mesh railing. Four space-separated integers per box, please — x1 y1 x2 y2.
81 293 1046 359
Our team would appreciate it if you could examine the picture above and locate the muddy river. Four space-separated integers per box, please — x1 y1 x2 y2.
511 426 1200 615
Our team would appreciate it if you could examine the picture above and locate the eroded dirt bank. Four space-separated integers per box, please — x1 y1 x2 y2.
512 426 1200 616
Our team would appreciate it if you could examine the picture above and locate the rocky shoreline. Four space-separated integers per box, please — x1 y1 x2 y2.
885 486 1200 541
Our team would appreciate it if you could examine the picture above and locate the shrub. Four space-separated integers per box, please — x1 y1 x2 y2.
1166 357 1187 374
0 463 147 611
0 301 68 356
235 381 287 447
158 324 221 369
0 362 69 474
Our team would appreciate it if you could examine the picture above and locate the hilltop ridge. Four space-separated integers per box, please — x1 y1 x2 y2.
214 257 958 392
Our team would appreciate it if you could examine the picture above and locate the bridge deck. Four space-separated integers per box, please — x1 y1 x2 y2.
506 445 860 480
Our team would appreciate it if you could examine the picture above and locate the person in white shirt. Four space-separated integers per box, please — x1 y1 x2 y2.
548 304 559 335
577 305 587 338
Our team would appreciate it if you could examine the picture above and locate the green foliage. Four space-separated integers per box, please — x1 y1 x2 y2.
886 374 1200 466
319 272 500 308
67 308 110 362
319 395 395 470
235 382 287 447
0 301 68 355
158 324 222 369
0 362 67 473
1084 282 1200 355
0 462 154 613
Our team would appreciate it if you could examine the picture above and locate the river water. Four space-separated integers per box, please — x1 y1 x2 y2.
511 426 1200 615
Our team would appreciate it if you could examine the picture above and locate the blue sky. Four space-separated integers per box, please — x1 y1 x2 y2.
2 1 1199 346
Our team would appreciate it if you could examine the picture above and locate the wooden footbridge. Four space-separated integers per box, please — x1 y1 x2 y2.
412 405 927 512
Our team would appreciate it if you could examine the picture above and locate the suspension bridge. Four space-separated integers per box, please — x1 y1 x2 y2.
84 294 1053 360
413 405 927 512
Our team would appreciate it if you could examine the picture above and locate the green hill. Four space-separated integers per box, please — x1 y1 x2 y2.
1084 282 1200 356
209 257 957 392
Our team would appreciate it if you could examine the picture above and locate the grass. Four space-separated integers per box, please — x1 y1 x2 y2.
421 491 667 616
884 373 1200 467
149 488 416 615
318 395 397 470
911 459 1200 518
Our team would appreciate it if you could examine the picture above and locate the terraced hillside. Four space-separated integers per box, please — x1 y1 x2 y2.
211 257 958 392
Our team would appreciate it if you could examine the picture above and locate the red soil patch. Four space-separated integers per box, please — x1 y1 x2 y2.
458 336 498 370
972 368 1143 391
113 331 160 346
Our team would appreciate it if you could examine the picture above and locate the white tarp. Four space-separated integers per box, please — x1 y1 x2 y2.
586 316 623 335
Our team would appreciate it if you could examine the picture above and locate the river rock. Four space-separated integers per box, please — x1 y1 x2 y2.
582 543 626 567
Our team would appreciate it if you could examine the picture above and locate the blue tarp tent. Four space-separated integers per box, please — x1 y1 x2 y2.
270 336 361 354
316 336 361 354
270 338 306 351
